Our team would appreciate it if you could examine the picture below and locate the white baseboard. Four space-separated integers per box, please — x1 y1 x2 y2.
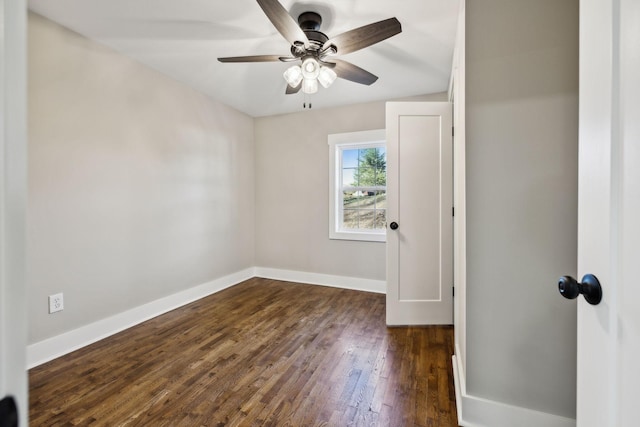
253 267 386 294
27 268 255 369
453 346 576 427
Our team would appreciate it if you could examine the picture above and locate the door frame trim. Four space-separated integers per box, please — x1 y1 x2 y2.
0 0 29 425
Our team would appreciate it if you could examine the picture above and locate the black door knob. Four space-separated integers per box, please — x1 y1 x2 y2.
0 396 18 427
558 274 602 305
389 222 399 230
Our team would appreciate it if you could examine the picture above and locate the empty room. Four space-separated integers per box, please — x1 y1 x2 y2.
6 0 636 426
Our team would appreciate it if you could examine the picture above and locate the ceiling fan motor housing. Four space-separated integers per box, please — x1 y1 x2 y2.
298 12 322 31
290 12 330 55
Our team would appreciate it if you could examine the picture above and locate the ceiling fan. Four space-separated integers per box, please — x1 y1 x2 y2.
218 0 402 96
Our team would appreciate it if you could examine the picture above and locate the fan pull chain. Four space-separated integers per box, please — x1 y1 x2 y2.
302 94 312 109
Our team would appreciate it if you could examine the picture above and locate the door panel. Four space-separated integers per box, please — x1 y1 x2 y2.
577 0 639 425
398 116 441 301
386 102 453 325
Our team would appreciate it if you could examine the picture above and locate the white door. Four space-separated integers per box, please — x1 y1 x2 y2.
0 0 29 426
386 102 453 325
577 0 639 425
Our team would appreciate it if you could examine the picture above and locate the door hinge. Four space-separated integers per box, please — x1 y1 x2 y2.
452 126 455 137
452 207 455 217
453 286 455 297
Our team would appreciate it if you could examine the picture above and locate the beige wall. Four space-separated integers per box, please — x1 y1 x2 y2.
254 94 446 280
28 13 255 343
465 0 578 418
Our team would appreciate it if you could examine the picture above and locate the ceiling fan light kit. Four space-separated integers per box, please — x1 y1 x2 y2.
218 0 402 102
283 58 338 94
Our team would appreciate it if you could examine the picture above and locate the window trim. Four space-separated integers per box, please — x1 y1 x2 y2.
328 129 387 242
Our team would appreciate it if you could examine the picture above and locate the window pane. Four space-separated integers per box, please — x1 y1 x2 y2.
377 148 387 186
341 191 387 230
344 192 371 208
343 209 358 228
342 149 359 168
354 147 386 187
358 148 373 162
343 191 357 209
374 168 386 186
358 210 376 229
374 210 386 229
359 192 376 208
342 208 386 231
342 168 356 186
375 191 387 209
355 167 375 186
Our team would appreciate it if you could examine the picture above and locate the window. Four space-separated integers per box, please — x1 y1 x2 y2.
328 129 387 242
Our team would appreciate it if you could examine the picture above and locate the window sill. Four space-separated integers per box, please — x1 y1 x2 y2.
329 230 386 243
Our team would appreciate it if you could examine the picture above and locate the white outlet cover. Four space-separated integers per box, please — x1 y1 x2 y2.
49 293 64 313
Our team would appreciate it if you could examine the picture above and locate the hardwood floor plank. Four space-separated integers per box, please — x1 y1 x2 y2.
30 278 458 426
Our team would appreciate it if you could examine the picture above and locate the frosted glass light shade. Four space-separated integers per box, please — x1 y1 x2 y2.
301 58 320 80
283 65 303 88
302 78 318 94
318 66 337 88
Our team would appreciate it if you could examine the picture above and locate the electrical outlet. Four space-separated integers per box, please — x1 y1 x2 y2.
49 293 64 313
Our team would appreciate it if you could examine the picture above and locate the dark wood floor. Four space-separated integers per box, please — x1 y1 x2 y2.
29 278 458 426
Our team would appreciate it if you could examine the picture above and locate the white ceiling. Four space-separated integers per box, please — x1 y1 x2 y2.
28 0 460 117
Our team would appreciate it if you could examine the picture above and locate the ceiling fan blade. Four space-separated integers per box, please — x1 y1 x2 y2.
322 18 401 55
218 55 283 63
286 84 302 95
256 0 310 48
331 59 379 85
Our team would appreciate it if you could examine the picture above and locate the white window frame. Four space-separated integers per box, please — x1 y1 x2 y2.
328 129 386 242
